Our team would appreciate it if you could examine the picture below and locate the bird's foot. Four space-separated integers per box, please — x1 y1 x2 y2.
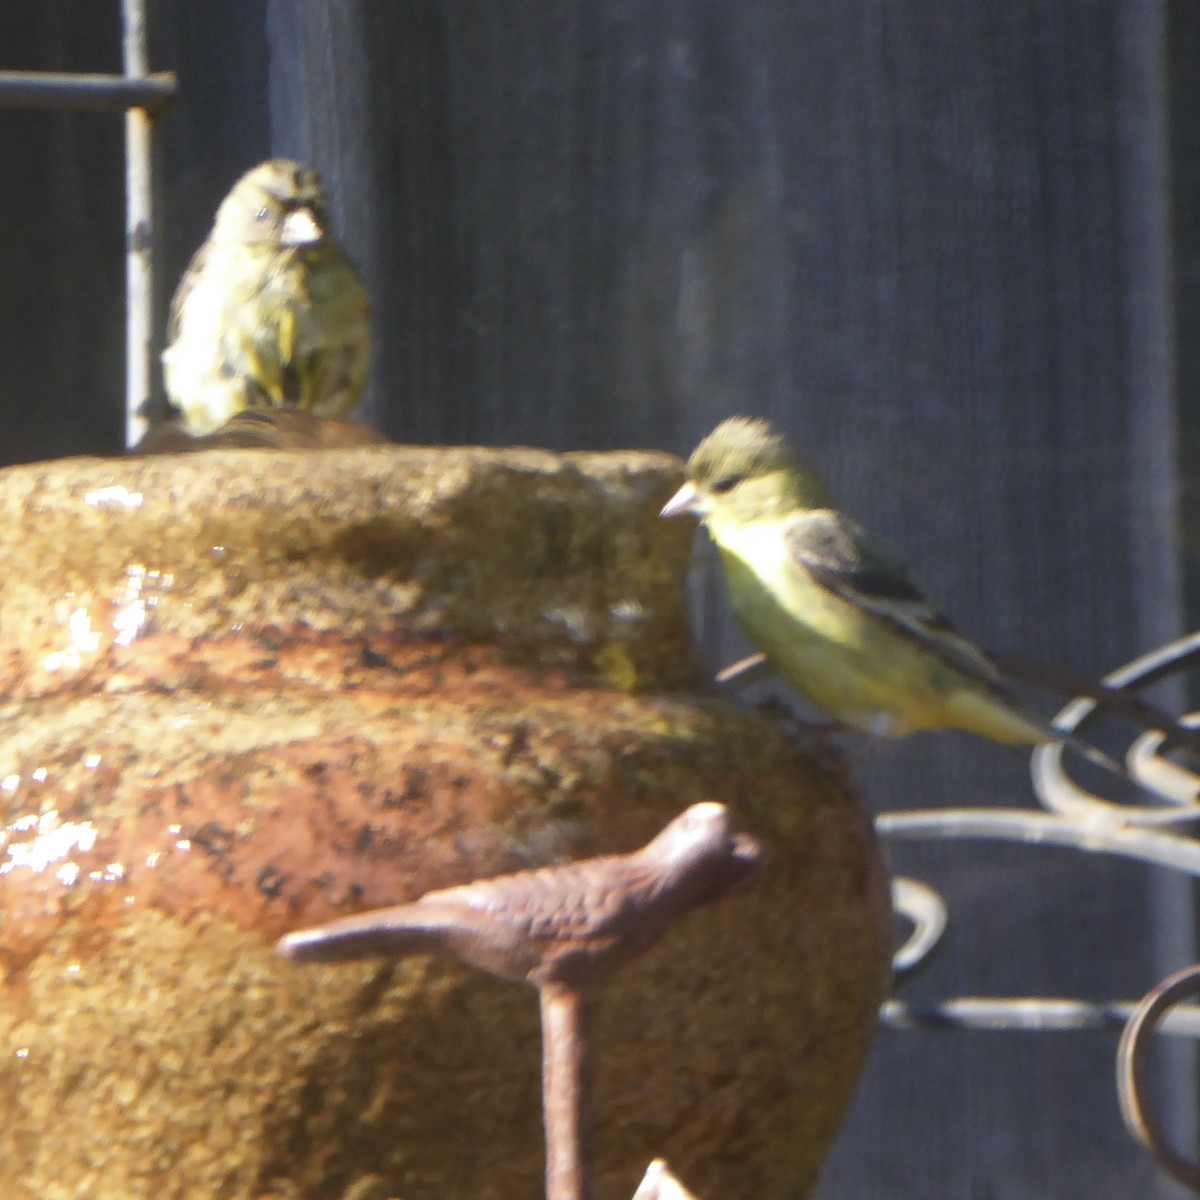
753 696 848 755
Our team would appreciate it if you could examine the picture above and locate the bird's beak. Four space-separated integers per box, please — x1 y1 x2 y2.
281 206 324 246
660 481 708 519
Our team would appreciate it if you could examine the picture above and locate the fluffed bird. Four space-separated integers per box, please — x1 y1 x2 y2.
161 158 370 435
661 415 1107 747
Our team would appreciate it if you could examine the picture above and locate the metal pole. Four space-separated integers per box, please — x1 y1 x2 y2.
539 983 593 1200
123 0 155 448
0 71 175 112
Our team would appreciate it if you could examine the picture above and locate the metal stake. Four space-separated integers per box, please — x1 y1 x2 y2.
123 0 156 448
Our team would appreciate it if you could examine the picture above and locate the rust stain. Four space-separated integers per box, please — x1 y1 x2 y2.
0 634 845 973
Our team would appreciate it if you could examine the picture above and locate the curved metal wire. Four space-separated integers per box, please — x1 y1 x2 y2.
1032 632 1200 823
889 877 948 980
1117 963 1200 1193
878 807 1200 876
878 631 1200 1191
884 995 1200 1035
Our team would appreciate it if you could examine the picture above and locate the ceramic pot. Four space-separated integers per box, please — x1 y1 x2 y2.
0 444 890 1200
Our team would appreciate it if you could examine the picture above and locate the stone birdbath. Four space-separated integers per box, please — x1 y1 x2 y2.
0 441 891 1200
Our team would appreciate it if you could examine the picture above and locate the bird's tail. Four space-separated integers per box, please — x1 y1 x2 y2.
277 905 445 963
987 650 1199 801
988 651 1200 759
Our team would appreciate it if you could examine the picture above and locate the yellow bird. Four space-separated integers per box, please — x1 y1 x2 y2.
161 159 370 435
661 416 1055 745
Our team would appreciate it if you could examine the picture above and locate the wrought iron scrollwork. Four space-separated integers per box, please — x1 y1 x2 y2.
880 632 1200 1189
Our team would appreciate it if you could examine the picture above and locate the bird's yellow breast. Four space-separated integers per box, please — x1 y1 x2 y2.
705 515 1042 742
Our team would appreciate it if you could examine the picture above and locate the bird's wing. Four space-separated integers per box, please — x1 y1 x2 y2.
165 241 212 343
784 509 1008 689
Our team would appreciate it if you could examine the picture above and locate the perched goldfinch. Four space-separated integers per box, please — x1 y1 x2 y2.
661 416 1052 745
161 159 370 435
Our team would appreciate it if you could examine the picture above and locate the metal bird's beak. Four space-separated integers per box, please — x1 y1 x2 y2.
660 481 708 519
281 206 324 246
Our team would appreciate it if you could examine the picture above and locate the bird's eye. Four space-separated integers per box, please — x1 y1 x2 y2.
255 206 271 221
711 474 744 494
